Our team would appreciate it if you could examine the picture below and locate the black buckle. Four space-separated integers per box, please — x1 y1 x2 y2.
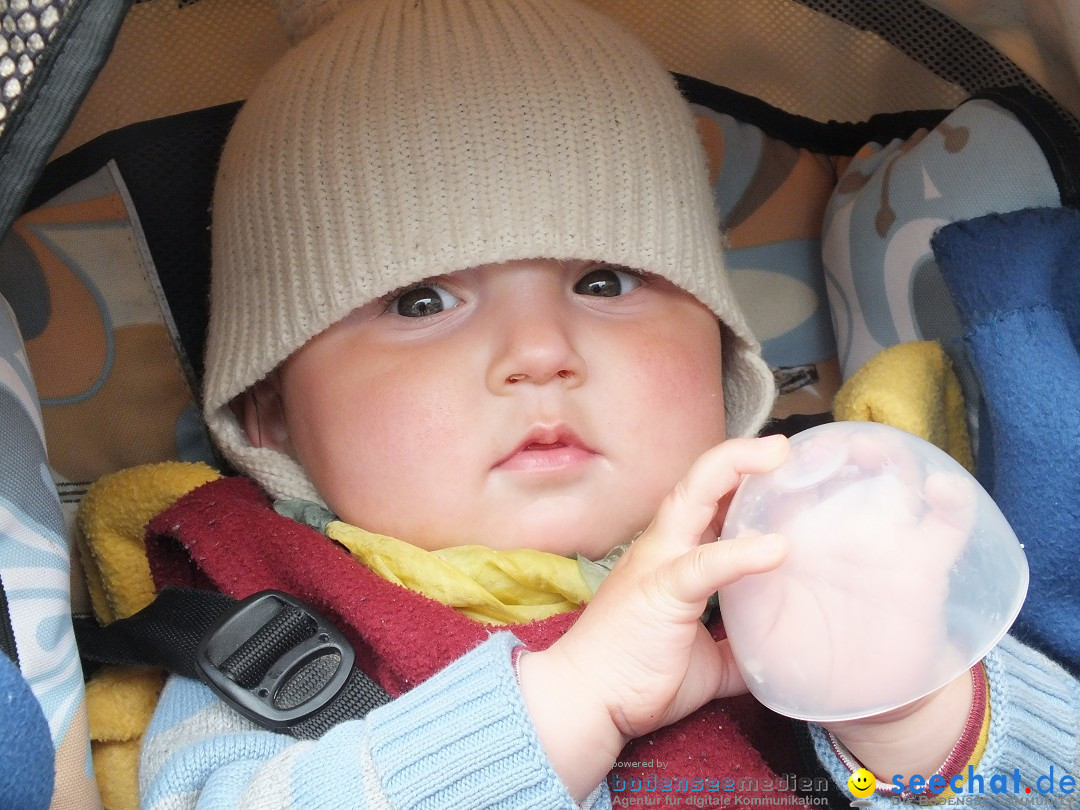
195 590 356 730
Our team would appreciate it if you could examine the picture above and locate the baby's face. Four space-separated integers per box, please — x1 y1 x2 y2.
263 259 727 558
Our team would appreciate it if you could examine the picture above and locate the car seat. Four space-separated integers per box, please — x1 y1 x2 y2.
2 1 1078 806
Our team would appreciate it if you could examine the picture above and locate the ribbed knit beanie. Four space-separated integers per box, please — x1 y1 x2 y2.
204 0 776 503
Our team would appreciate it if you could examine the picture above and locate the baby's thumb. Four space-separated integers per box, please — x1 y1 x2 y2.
710 637 752 700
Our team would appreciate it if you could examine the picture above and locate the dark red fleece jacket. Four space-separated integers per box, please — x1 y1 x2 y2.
146 475 804 804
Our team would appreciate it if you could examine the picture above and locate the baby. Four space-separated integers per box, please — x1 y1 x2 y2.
139 0 1079 807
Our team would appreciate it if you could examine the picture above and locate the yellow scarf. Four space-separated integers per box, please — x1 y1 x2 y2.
326 521 594 625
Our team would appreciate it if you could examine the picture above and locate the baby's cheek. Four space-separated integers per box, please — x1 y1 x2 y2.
637 335 726 434
352 392 466 474
615 353 725 511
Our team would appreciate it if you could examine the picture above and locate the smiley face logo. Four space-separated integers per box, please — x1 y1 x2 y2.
848 768 877 798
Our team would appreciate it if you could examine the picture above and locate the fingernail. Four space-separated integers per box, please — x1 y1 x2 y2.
759 434 788 451
753 534 786 558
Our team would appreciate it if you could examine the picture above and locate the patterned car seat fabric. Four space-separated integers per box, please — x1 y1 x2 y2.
0 297 84 809
1 1 1078 807
0 5 132 808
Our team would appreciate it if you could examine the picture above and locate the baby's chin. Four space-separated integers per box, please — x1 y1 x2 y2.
486 499 650 559
333 497 650 560
409 521 637 561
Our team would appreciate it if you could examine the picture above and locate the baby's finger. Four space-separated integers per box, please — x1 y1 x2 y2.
920 471 977 561
847 426 924 512
647 435 790 553
656 533 788 607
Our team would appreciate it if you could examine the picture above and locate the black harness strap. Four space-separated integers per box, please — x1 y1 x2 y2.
75 587 391 740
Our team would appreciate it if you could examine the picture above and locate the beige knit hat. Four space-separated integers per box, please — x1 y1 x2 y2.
204 0 776 503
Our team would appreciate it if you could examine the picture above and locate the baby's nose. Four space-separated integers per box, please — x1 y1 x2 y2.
486 308 586 392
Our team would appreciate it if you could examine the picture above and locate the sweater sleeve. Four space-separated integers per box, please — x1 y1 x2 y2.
807 634 1080 807
139 632 611 809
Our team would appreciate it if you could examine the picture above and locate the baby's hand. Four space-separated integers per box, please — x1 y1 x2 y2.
517 435 790 800
722 430 976 716
717 427 979 782
815 456 979 781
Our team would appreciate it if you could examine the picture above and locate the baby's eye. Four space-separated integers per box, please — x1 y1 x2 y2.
392 284 460 317
573 265 642 298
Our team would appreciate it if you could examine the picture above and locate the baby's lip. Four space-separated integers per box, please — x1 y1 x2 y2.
493 424 598 469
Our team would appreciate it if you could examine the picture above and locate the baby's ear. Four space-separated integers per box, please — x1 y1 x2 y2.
237 376 294 455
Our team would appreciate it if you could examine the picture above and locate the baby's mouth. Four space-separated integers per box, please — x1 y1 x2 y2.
494 426 598 472
523 439 568 452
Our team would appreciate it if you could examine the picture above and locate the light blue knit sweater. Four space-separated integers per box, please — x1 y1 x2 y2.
811 634 1080 808
140 633 606 809
141 633 1078 809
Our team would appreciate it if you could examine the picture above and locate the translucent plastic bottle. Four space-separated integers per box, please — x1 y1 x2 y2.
718 421 1028 721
